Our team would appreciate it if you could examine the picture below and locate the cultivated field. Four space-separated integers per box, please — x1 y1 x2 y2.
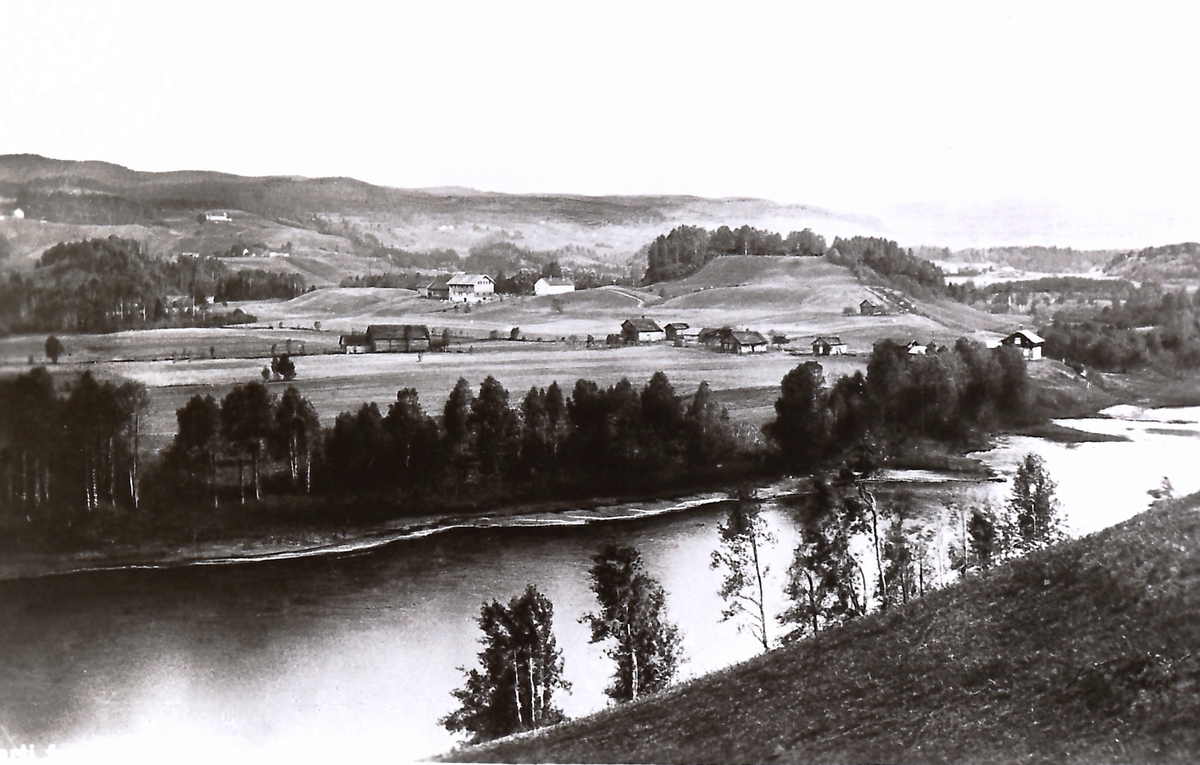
0 254 1021 452
237 255 1019 346
31 343 865 451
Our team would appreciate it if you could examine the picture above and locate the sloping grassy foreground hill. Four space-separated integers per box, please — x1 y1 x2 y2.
445 495 1200 764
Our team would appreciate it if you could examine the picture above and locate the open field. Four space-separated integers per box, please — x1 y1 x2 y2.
0 252 1033 453
31 344 866 451
236 255 1021 346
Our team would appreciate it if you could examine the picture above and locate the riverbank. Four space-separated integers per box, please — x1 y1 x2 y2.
0 480 780 581
446 490 1200 764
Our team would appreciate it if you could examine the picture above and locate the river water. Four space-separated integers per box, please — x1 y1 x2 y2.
2 405 1198 763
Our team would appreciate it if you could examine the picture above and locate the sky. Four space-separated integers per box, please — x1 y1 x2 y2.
2 1 1198 246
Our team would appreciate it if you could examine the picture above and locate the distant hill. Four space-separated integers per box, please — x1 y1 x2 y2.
0 154 883 283
447 493 1200 763
1106 242 1200 282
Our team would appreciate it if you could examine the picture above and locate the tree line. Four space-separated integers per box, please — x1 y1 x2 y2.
765 338 1033 474
313 372 744 502
0 237 306 336
644 225 827 284
1039 283 1200 371
826 236 947 298
0 368 149 534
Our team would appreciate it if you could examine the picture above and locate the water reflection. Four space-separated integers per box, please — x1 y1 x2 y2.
4 406 1199 762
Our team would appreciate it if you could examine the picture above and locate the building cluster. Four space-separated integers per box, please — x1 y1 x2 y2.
417 274 496 303
616 318 771 354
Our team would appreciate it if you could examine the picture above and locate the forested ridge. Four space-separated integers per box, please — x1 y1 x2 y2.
0 236 306 335
641 225 947 300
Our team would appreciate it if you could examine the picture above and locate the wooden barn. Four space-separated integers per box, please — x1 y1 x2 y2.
366 324 431 353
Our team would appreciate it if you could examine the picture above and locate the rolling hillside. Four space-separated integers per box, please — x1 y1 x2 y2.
0 155 886 283
446 493 1200 764
235 254 1014 345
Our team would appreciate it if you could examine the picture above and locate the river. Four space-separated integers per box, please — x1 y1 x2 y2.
2 405 1198 763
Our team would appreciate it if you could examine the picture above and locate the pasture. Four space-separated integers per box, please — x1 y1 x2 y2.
3 341 866 453
0 253 1018 452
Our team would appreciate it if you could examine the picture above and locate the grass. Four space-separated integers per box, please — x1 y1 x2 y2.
446 492 1200 764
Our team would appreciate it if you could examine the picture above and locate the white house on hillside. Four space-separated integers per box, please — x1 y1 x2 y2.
447 274 495 303
1001 329 1045 360
534 277 575 296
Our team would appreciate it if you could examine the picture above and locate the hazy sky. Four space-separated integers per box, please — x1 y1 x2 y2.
2 1 1198 244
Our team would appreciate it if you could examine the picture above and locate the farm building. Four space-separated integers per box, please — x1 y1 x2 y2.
812 336 847 356
365 324 430 353
722 330 769 354
697 327 730 347
622 318 665 344
204 211 232 222
340 332 369 354
534 277 575 296
860 299 884 316
664 323 690 341
448 274 495 303
420 274 453 300
1001 329 1045 360
906 340 928 356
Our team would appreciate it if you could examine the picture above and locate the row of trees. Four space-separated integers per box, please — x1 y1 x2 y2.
0 368 148 521
315 373 743 500
164 383 320 507
826 236 947 297
713 454 1064 651
443 543 682 744
765 339 1033 473
644 225 827 283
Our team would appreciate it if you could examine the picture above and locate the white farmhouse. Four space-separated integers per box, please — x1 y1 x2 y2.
534 277 575 296
447 274 495 303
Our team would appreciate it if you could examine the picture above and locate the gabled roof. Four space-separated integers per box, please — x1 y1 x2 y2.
698 326 732 341
726 331 768 346
1005 329 1045 345
340 332 368 345
665 322 689 330
447 273 494 286
813 336 845 345
860 299 880 306
425 274 453 290
538 277 575 286
623 318 663 332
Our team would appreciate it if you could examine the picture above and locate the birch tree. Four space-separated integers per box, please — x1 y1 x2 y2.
442 585 568 744
711 487 775 652
583 544 683 703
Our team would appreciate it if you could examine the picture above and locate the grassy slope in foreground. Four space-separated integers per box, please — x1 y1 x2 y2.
447 494 1200 764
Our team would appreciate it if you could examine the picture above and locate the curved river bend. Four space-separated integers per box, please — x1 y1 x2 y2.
1 405 1197 762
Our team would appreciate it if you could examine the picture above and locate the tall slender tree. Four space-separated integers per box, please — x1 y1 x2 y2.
442 585 568 744
172 394 223 509
273 386 320 492
1007 453 1062 552
220 382 276 502
711 487 775 652
780 477 867 640
583 544 683 703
